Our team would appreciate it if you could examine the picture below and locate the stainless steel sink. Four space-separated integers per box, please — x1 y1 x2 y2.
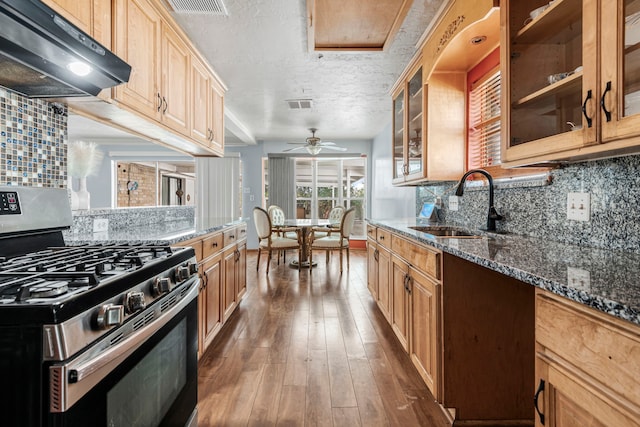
408 226 482 238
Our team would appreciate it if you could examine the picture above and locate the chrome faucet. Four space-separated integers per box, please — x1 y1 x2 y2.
455 169 503 231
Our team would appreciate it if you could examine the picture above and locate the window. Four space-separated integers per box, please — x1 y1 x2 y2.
263 156 367 239
468 67 501 169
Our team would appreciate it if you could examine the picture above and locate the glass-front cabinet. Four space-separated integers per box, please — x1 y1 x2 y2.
392 63 424 184
502 0 640 166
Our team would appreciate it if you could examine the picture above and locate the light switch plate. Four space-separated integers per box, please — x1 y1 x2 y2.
448 195 459 211
93 218 108 233
567 192 590 221
567 266 591 290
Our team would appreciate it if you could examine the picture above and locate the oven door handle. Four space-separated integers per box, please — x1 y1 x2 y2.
49 277 199 413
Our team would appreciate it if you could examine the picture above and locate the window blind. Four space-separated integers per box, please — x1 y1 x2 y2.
468 70 501 169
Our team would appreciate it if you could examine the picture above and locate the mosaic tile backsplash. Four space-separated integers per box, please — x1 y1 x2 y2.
0 88 67 188
415 155 640 254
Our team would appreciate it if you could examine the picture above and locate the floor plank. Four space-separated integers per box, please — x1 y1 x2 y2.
198 249 450 426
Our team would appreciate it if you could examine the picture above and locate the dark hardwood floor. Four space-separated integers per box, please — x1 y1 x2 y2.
197 249 450 426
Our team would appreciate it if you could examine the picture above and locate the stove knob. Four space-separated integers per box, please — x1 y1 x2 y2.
174 265 191 282
153 277 172 296
95 304 124 330
188 262 198 275
124 291 146 314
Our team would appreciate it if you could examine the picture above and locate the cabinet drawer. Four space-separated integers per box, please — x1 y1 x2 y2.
376 228 392 249
391 234 440 281
223 227 239 247
536 291 640 408
367 225 377 240
176 237 203 262
202 233 223 260
236 224 247 242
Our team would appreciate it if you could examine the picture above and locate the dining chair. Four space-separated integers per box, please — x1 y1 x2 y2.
308 207 356 273
254 207 302 272
267 205 298 263
311 205 345 239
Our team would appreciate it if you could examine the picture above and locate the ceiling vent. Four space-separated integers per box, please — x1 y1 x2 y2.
166 0 229 15
286 99 313 110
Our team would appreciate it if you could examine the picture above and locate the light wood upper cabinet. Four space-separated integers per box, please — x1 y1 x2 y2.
210 80 225 154
42 0 111 47
113 0 162 121
160 22 190 136
392 61 424 184
502 0 640 166
191 53 225 155
191 57 211 145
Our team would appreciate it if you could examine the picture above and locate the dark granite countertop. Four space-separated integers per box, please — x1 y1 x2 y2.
368 218 640 326
64 217 247 246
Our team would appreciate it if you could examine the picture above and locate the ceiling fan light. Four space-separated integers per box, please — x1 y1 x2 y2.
306 145 322 155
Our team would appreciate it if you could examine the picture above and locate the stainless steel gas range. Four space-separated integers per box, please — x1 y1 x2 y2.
0 186 199 427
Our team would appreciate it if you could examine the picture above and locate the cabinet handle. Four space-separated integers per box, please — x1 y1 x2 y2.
379 235 385 240
533 379 545 425
403 274 411 293
374 249 379 261
601 81 612 122
157 93 162 112
212 242 218 248
162 96 168 114
582 89 593 128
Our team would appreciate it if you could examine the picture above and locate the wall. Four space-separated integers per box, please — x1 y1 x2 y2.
116 162 157 207
0 88 67 188
415 155 640 254
370 122 415 219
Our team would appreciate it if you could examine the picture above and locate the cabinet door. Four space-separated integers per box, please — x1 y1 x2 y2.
160 22 190 135
404 65 424 182
42 0 92 34
236 241 247 300
502 0 596 164
113 0 161 120
600 0 640 143
191 56 210 145
202 255 222 351
222 247 237 321
209 80 225 154
409 267 440 398
376 245 392 322
392 87 406 183
391 254 410 351
535 357 637 427
366 239 378 299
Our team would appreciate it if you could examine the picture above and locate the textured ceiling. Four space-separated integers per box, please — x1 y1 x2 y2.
172 0 445 145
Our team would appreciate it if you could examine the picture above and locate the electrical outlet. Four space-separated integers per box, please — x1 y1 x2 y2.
448 195 459 211
93 218 108 233
567 192 590 221
249 195 255 202
567 266 591 290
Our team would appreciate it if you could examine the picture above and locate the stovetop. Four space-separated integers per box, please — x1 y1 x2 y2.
0 244 196 324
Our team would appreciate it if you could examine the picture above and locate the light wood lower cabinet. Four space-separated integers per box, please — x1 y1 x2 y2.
176 223 247 358
366 223 535 424
535 290 640 427
366 235 378 299
200 253 222 351
391 254 410 352
408 266 440 397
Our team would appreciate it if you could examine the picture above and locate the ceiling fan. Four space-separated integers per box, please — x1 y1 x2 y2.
283 128 347 155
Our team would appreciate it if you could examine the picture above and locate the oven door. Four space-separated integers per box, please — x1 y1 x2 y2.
47 279 199 427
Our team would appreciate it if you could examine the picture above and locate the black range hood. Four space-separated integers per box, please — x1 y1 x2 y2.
0 0 131 98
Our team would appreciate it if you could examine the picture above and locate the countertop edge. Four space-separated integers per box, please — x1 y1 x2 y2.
368 219 640 326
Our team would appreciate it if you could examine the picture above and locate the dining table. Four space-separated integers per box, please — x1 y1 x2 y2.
283 218 330 268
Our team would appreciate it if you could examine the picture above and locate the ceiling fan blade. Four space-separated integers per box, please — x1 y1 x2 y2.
318 141 336 146
321 145 347 151
286 142 306 145
283 146 307 152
